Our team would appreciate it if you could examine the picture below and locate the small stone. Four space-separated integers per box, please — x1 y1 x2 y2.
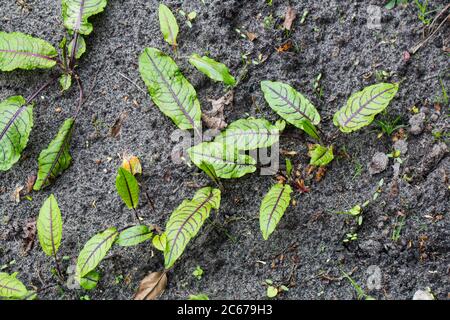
368 152 389 175
359 240 382 255
429 113 439 122
416 143 449 178
392 162 401 179
412 289 434 300
409 112 426 135
393 139 408 155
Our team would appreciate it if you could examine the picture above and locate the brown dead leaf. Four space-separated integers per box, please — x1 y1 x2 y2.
315 167 327 182
392 128 406 142
283 6 296 31
305 165 315 177
22 219 36 254
293 179 310 193
246 32 258 41
276 175 287 184
109 111 129 138
280 149 297 156
434 103 441 113
418 234 428 261
121 154 142 175
24 175 36 195
389 180 399 198
202 91 234 130
12 185 24 203
276 40 292 53
134 271 167 300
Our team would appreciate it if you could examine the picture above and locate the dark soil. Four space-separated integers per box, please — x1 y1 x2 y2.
0 0 448 300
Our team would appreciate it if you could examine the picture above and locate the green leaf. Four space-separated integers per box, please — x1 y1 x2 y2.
0 272 28 299
0 32 57 71
188 142 256 179
139 47 201 131
192 265 203 279
76 227 118 279
261 80 321 140
280 285 289 292
62 0 108 35
385 0 396 9
260 183 292 240
79 270 100 290
299 120 321 141
189 294 209 300
191 187 221 209
214 118 285 150
152 233 167 252
337 205 362 216
189 54 236 86
37 194 63 257
188 12 197 21
198 160 221 185
0 96 33 171
285 158 293 177
116 225 153 247
59 74 72 92
158 4 179 48
33 118 75 191
164 187 221 269
333 83 399 133
308 144 334 166
267 285 278 298
115 167 140 209
68 35 86 60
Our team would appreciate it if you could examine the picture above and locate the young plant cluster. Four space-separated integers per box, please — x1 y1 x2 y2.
132 3 400 298
0 0 109 185
0 1 400 300
0 0 112 300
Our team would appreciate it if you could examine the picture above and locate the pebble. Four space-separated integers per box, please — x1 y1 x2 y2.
359 240 382 255
392 162 401 179
416 143 449 177
412 289 434 300
430 113 439 122
409 112 426 135
393 139 408 155
368 152 389 175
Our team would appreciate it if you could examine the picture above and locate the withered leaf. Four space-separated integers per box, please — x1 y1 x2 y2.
22 219 36 254
12 185 24 203
305 164 315 177
134 271 167 300
24 175 36 195
315 167 327 182
283 6 297 31
121 154 142 175
276 40 293 53
280 149 297 156
294 178 310 193
246 32 258 41
110 111 129 138
276 175 287 184
202 91 234 130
